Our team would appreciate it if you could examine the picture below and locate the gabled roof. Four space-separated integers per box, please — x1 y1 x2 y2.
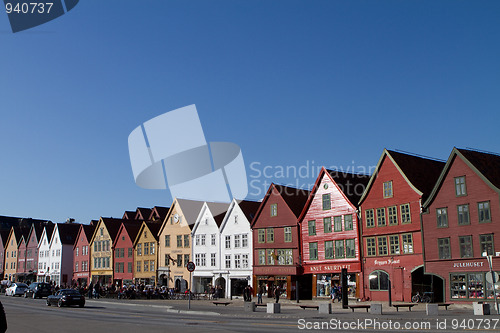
0 216 51 232
359 149 445 205
0 230 10 246
73 224 97 249
89 218 134 245
237 200 261 222
55 223 82 245
251 183 310 228
135 207 153 221
133 221 162 245
149 206 170 222
192 202 229 234
176 199 206 227
424 148 500 208
298 168 370 222
122 211 136 220
113 221 142 247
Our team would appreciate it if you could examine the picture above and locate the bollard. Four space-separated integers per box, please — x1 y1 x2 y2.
244 302 256 312
370 304 382 315
319 303 331 314
426 303 438 315
267 303 281 314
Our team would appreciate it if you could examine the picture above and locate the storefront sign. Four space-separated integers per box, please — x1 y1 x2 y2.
254 266 297 275
374 259 401 266
453 261 484 268
303 262 361 274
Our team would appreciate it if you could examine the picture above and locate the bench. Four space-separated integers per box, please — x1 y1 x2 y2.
299 305 319 310
348 304 370 312
393 303 416 312
213 301 231 306
437 303 451 310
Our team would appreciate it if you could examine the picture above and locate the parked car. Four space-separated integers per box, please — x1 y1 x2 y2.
24 282 52 299
5 283 29 296
46 289 85 308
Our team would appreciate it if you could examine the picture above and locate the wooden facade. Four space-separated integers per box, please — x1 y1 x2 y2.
73 224 95 286
422 148 500 302
112 222 140 286
133 221 161 285
90 218 121 286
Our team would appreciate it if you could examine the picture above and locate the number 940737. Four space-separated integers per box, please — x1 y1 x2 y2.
5 2 53 14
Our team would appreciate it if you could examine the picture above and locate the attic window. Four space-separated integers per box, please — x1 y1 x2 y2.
145 231 148 238
383 181 393 198
205 218 208 225
100 228 104 236
234 216 238 224
270 204 278 217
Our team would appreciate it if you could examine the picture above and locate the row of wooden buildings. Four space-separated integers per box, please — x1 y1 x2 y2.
0 147 499 302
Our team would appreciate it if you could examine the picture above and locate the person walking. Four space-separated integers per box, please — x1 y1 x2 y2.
274 285 280 303
257 285 263 304
88 282 93 299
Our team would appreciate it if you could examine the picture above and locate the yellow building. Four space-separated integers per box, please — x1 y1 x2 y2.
4 227 21 281
89 218 122 286
133 222 161 285
157 199 204 292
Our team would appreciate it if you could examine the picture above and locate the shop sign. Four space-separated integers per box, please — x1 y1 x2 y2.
374 259 401 266
453 261 484 268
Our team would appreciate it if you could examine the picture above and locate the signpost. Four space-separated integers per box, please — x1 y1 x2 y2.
186 261 195 310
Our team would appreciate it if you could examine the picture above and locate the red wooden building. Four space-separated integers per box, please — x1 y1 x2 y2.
422 148 500 302
359 149 444 302
299 168 369 299
73 223 96 287
251 184 310 300
113 221 141 286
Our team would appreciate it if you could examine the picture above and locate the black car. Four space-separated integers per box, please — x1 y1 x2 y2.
24 282 52 299
46 289 85 308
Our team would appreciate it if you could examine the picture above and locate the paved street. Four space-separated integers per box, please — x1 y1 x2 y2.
2 296 500 332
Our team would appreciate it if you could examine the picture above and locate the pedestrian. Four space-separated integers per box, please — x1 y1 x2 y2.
257 285 263 304
337 286 342 303
87 282 93 299
274 285 280 303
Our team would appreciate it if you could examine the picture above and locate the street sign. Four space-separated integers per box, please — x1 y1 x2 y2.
187 261 195 272
486 272 500 285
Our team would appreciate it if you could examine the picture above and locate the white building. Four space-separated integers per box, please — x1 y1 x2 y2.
191 202 228 295
37 226 53 283
219 199 260 298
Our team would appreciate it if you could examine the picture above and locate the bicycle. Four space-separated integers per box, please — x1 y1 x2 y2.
411 291 432 303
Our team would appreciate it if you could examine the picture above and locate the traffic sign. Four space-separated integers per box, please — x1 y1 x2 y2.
486 272 500 285
187 261 195 272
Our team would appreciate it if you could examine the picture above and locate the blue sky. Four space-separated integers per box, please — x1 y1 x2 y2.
0 0 499 224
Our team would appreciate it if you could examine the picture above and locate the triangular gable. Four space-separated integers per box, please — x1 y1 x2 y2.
133 221 161 246
191 202 228 235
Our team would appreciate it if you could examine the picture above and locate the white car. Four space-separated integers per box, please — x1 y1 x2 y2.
5 283 29 296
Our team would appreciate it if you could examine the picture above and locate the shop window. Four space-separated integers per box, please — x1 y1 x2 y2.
322 194 331 210
478 201 491 223
323 217 332 233
334 216 342 232
369 270 389 291
436 208 448 228
468 273 484 299
344 214 353 231
459 235 473 258
388 206 397 225
450 274 466 299
389 235 400 255
365 209 375 228
457 205 470 225
480 234 494 256
438 237 451 259
377 208 386 227
308 221 316 236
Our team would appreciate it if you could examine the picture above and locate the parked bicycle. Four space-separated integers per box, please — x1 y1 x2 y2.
411 291 433 303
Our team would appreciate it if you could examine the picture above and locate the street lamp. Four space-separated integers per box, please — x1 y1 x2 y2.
483 251 499 315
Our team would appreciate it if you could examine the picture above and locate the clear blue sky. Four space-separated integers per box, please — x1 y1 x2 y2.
0 0 499 224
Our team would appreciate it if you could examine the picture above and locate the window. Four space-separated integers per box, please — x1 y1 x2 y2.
308 220 316 236
100 228 104 236
136 261 141 272
335 240 345 258
459 235 473 258
234 215 238 224
389 235 400 255
436 208 448 228
195 253 201 266
366 237 376 256
325 241 334 259
322 194 331 210
377 208 386 226
128 248 133 257
346 239 355 258
225 255 231 268
150 260 155 271
144 242 150 255
378 236 388 256
309 242 318 260
323 217 332 233
457 204 470 225
266 250 275 265
184 234 190 248
455 176 467 196
400 204 411 224
211 253 216 266
242 234 248 247
225 235 231 249
258 250 265 265
270 204 277 217
234 254 241 268
184 254 189 267
76 247 79 257
144 261 149 272
75 262 79 272
211 234 216 246
284 227 292 242
276 249 287 265
234 235 241 248
334 216 342 232
137 244 142 256
128 262 132 273
200 234 205 246
478 201 491 223
365 209 375 228
388 206 397 225
177 255 182 267
258 229 265 243
344 215 353 231
402 233 413 254
383 181 393 198
242 254 249 268
150 242 155 255
438 238 451 259
195 234 201 246
369 271 389 291
165 254 170 266
177 235 182 248
267 228 274 243
480 234 494 256
114 249 120 258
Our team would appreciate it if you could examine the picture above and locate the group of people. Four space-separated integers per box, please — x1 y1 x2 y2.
256 284 282 304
